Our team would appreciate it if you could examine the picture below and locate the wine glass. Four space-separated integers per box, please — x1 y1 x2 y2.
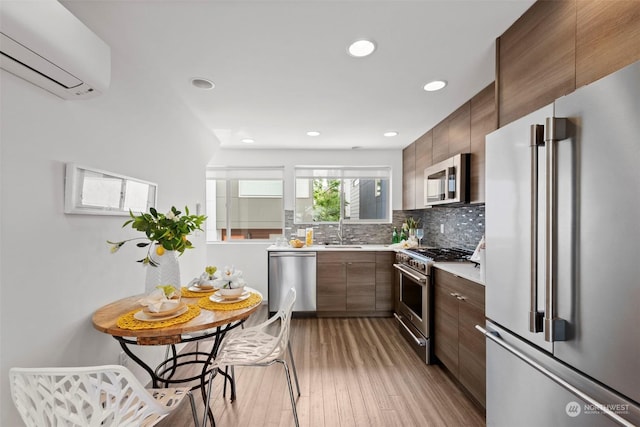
416 228 424 247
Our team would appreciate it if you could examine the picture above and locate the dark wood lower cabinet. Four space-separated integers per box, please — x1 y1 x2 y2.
317 251 394 316
317 257 347 312
433 268 486 408
346 260 376 311
375 252 394 312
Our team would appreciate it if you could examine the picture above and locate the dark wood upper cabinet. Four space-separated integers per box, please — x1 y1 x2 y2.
448 102 471 157
432 120 449 164
402 143 416 210
469 83 496 204
414 130 432 209
497 0 576 127
575 1 640 88
402 0 639 206
497 0 640 127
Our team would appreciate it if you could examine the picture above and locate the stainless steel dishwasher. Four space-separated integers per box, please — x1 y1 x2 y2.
268 251 316 315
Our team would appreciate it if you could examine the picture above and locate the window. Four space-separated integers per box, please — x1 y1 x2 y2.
64 163 157 215
206 167 284 242
294 166 391 224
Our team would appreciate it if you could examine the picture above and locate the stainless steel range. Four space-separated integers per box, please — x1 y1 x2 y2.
393 247 472 364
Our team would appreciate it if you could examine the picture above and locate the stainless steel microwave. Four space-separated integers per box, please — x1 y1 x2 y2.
423 153 470 206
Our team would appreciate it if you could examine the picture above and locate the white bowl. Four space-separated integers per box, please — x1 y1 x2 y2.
142 298 182 315
217 287 245 299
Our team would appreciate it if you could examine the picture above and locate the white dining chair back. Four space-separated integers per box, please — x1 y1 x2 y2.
204 287 300 427
9 364 198 427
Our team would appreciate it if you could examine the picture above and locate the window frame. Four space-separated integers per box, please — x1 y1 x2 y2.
64 163 157 216
293 165 391 225
206 166 285 242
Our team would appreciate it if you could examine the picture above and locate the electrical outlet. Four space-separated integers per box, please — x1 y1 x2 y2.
119 351 128 366
440 224 444 234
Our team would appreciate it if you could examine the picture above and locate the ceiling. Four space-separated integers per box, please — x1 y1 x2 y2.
62 0 535 151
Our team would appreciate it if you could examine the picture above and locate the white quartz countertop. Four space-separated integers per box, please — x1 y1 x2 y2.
267 244 394 252
433 262 485 286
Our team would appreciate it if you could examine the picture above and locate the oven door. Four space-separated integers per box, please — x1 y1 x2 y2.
393 263 432 364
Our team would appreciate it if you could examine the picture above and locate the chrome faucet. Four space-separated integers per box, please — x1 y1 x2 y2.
337 217 344 245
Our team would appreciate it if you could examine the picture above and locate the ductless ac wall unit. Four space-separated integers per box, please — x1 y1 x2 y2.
0 0 110 99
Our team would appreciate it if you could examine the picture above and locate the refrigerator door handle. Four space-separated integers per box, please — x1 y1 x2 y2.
476 325 635 427
544 117 568 342
529 124 545 333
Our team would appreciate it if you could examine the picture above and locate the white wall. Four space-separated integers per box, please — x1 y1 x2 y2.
206 148 402 298
0 58 217 424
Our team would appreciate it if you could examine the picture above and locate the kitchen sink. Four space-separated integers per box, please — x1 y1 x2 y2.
324 245 362 249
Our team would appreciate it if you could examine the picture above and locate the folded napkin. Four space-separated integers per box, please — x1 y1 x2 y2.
138 288 180 313
187 272 216 290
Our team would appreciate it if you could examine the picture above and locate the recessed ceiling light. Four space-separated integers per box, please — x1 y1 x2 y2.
306 131 321 137
423 80 447 92
347 39 376 58
384 131 399 137
241 138 255 144
191 77 215 90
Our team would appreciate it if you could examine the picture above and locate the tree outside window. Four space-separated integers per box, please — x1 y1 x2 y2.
295 167 390 224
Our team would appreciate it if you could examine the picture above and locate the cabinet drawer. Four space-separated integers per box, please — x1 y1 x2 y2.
318 251 376 263
435 269 484 311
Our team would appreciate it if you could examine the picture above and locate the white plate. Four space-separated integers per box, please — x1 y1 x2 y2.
209 291 251 304
134 305 188 322
187 285 215 293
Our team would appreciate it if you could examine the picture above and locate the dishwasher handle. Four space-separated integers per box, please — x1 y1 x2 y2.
269 252 317 257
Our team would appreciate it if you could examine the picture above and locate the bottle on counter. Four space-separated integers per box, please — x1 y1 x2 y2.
400 227 407 242
392 227 399 244
305 228 314 246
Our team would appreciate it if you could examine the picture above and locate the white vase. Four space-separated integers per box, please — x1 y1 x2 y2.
145 249 181 294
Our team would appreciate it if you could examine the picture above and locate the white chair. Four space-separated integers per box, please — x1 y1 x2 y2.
9 364 198 427
204 287 300 427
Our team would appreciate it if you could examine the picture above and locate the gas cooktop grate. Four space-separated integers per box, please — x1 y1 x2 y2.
405 247 473 262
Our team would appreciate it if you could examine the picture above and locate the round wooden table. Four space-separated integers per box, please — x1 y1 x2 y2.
92 289 263 426
92 291 262 345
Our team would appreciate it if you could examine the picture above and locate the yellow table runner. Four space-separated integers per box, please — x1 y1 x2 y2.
180 286 216 298
116 304 201 330
198 292 262 311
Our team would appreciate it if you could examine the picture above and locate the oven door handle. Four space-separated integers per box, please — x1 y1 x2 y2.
394 313 427 347
393 263 428 284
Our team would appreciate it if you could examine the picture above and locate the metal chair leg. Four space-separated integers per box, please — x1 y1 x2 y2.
279 359 300 427
187 390 199 427
222 366 236 401
202 373 216 427
287 341 301 397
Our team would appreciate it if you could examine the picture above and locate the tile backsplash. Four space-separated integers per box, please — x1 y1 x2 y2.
416 205 484 251
283 205 484 250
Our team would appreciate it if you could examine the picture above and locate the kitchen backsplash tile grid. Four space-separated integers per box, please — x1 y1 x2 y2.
419 205 485 251
284 205 484 250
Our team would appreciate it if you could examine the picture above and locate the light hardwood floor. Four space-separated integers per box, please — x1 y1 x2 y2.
160 305 485 427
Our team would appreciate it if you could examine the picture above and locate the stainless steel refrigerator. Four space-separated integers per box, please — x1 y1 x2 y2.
480 61 640 426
